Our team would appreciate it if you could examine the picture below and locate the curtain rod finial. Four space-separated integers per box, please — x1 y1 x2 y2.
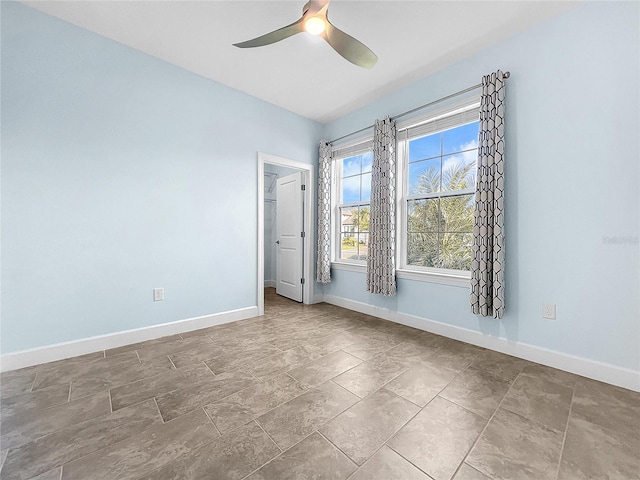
503 71 510 79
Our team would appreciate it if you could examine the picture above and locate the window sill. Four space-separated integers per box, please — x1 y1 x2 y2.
331 262 366 273
331 263 470 287
395 268 471 287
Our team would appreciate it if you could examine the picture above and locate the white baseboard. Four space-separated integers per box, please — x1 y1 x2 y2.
264 280 276 288
0 306 258 373
323 294 640 392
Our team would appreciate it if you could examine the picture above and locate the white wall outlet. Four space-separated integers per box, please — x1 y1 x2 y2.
153 288 164 302
542 303 556 319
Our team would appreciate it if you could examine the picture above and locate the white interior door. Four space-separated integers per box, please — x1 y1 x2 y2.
276 172 304 302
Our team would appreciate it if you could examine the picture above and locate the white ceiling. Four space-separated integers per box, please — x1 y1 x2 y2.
22 1 577 123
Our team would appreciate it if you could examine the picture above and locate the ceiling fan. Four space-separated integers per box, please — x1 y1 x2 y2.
233 0 378 69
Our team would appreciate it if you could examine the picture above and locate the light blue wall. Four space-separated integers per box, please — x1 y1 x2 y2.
1 2 322 353
322 2 639 372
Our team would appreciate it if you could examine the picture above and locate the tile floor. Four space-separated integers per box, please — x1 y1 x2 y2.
1 288 638 480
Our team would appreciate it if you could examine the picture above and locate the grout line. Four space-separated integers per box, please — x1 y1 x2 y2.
203 361 216 376
58 466 63 480
153 397 165 423
385 443 436 479
201 406 223 437
29 372 39 393
555 387 576 480
329 379 364 400
135 351 142 365
108 389 113 413
253 419 283 453
67 381 73 402
316 430 359 467
453 369 520 479
167 355 177 370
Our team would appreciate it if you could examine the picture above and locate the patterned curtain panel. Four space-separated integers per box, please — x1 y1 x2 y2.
316 141 332 283
366 117 397 296
470 70 506 319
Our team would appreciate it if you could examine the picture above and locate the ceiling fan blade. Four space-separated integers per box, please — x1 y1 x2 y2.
233 18 305 48
322 19 378 68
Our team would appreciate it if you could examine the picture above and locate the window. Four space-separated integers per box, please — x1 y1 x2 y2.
332 142 373 264
398 102 480 276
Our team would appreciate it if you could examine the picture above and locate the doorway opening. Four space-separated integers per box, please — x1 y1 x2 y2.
257 152 315 316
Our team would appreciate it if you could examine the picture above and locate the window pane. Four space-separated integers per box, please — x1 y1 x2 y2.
441 152 476 192
357 233 369 260
440 195 474 233
360 173 371 202
438 233 473 270
340 233 358 261
443 122 479 155
340 207 357 234
342 175 360 203
407 232 439 267
355 206 370 233
408 158 441 195
362 152 372 173
342 155 361 177
408 199 438 233
409 133 441 162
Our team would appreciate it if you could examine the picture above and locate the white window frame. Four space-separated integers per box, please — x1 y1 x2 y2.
395 97 481 287
330 137 373 270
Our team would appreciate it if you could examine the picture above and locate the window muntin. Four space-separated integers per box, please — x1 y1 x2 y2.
334 151 372 263
402 120 479 272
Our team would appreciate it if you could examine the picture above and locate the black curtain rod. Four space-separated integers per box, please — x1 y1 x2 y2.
328 71 510 145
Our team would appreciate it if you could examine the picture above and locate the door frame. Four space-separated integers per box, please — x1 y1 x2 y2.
257 152 315 316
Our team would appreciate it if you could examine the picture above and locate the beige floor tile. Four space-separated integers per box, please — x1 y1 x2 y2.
257 381 359 450
204 374 307 433
205 344 282 374
501 373 573 431
453 463 492 480
28 468 63 480
520 364 583 387
423 343 485 373
348 445 431 480
1 390 111 450
0 366 38 399
342 337 401 361
466 408 563 480
287 350 362 387
385 364 457 407
440 369 510 419
332 356 407 398
137 421 281 480
466 350 530 383
1 383 71 419
246 432 357 480
109 362 214 411
246 346 316 379
558 413 640 480
60 408 219 480
32 351 138 391
388 396 486 480
320 388 420 465
155 370 256 422
1 399 162 480
68 354 175 400
382 340 441 368
571 378 640 440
